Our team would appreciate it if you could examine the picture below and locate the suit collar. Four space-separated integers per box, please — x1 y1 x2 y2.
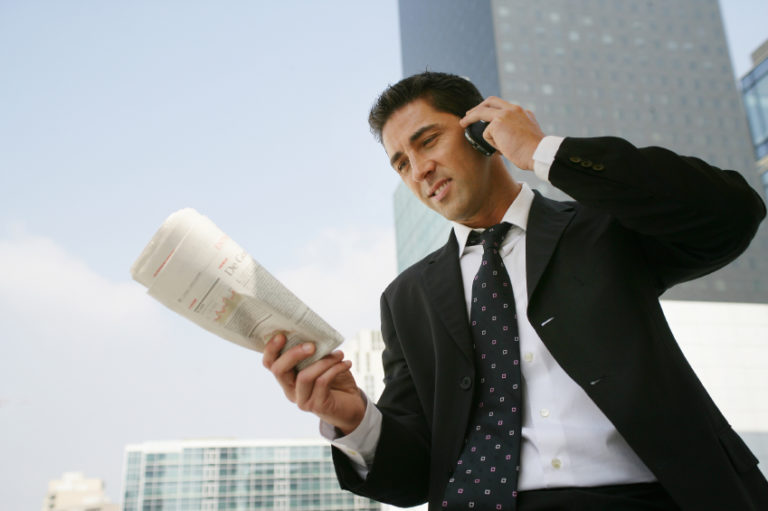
526 191 576 299
451 183 535 256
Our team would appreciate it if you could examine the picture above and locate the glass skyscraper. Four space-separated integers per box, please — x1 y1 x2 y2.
393 0 768 303
742 38 768 201
122 439 381 511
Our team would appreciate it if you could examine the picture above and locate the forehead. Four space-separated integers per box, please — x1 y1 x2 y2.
381 99 456 156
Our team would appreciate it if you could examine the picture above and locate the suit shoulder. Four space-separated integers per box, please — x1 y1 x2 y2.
383 239 454 298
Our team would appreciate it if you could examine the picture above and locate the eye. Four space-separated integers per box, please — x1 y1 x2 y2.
396 159 409 174
422 135 437 147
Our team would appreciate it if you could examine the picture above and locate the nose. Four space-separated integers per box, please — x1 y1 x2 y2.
411 154 435 182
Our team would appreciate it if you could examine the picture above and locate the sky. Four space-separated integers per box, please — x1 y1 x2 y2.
1 1 767 509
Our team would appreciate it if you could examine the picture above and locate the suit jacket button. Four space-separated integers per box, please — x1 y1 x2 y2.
569 156 582 163
580 159 593 167
459 376 472 390
593 163 605 171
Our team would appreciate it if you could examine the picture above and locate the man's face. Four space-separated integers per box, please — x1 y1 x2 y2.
382 98 495 227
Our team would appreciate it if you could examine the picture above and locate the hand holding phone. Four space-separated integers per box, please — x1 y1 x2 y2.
464 121 496 156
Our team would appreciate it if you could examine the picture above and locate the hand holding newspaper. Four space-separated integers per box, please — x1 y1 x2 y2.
131 208 344 370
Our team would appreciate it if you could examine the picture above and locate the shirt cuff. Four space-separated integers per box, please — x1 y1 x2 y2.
532 135 565 182
318 392 383 479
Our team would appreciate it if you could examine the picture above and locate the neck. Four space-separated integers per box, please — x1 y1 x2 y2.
463 165 522 229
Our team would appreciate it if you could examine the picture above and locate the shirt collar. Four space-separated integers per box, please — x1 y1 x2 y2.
452 182 534 256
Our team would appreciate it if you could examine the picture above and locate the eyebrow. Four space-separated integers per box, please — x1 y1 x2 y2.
389 123 440 168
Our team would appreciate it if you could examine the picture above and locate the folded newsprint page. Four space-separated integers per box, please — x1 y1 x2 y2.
130 208 344 370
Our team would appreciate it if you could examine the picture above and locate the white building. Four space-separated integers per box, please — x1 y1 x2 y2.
344 329 386 402
661 300 768 475
122 438 381 511
42 472 119 511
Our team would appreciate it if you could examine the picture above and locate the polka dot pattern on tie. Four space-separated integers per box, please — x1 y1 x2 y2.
443 223 522 511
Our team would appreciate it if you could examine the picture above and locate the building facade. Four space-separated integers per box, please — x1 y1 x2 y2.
43 472 119 511
393 0 768 303
659 300 768 477
742 38 768 201
344 329 386 402
122 439 381 511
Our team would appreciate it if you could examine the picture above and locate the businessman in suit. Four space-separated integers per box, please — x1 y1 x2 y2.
263 72 768 510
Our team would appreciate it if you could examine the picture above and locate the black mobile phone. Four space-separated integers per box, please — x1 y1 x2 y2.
464 120 496 156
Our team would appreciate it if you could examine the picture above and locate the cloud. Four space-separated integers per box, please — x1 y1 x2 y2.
0 229 398 509
274 226 397 339
0 235 157 340
0 234 330 508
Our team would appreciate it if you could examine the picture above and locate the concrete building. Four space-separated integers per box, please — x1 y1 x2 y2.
393 0 768 303
42 472 119 511
660 301 768 476
122 439 381 511
742 38 768 201
344 329 386 402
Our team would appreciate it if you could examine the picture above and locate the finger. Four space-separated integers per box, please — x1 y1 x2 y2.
460 104 497 127
460 100 518 127
460 96 511 124
262 333 287 369
269 342 317 397
270 341 316 376
311 359 353 401
304 359 354 413
294 352 346 409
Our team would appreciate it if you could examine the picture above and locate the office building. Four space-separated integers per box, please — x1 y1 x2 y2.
344 329 386 402
42 472 119 511
742 38 768 200
660 300 768 476
122 439 381 511
394 0 768 303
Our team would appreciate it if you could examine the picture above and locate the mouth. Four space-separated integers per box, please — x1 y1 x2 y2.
428 178 452 200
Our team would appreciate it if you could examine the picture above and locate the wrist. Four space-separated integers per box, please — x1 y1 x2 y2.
331 389 367 436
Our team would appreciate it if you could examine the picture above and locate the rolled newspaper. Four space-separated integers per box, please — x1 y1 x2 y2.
130 208 344 369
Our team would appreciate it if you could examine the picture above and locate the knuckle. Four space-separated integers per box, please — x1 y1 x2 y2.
315 374 330 389
295 371 312 386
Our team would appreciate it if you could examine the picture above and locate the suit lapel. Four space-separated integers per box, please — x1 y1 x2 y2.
419 192 575 362
526 191 576 299
422 230 474 363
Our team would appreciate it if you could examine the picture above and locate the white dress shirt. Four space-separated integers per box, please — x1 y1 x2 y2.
322 136 656 489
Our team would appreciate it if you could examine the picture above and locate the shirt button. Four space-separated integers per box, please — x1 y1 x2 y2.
551 458 562 469
540 409 550 418
524 353 534 363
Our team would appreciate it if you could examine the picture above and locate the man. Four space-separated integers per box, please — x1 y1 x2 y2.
263 72 768 510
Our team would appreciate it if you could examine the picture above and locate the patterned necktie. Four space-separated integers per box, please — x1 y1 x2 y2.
443 222 522 511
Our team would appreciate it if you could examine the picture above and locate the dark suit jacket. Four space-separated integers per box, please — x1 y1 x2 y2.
333 137 768 510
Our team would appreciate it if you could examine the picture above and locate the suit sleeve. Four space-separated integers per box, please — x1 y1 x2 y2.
332 292 432 507
549 136 766 290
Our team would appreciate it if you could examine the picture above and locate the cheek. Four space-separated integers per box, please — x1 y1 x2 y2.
405 178 422 197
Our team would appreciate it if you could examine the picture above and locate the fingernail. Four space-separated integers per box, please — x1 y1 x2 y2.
302 343 315 353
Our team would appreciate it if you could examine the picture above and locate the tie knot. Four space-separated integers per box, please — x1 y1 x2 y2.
467 222 512 250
